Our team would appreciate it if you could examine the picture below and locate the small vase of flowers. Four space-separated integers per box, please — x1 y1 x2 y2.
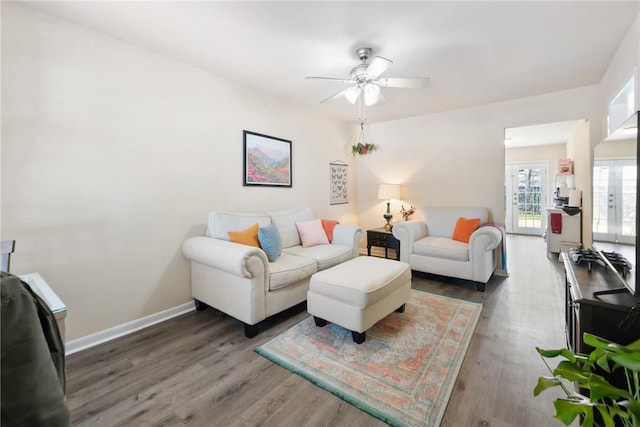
400 205 416 221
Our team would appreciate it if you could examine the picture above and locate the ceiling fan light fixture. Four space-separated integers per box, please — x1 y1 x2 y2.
307 46 430 108
344 86 361 104
364 83 380 106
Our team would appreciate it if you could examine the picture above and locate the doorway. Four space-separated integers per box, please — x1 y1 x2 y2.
505 162 547 235
504 119 585 239
593 158 637 244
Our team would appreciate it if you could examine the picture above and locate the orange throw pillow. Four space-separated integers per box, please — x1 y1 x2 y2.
452 217 481 243
321 219 340 243
228 223 260 247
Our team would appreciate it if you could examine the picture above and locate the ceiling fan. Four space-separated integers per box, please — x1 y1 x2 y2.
306 47 430 106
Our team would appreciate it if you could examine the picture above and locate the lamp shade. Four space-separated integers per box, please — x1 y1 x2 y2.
378 183 401 201
364 83 381 106
344 86 361 104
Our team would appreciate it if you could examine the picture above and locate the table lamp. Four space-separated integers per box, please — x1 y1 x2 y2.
378 183 401 231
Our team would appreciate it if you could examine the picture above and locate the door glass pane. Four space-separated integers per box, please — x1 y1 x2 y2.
621 164 637 236
517 168 542 229
593 160 636 243
593 165 609 234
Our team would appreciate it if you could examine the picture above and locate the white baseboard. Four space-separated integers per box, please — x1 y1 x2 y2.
65 301 195 355
494 268 509 277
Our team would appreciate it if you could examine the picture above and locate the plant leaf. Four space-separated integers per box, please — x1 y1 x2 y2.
583 333 613 348
553 398 591 426
594 351 612 373
536 347 577 362
625 338 640 351
619 399 640 422
553 361 590 382
534 376 562 396
589 378 631 401
584 333 626 353
611 353 640 371
595 405 616 427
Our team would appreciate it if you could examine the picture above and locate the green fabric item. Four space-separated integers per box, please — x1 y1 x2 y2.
1 272 70 427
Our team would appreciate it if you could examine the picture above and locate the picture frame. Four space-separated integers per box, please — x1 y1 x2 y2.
329 160 348 204
243 130 292 187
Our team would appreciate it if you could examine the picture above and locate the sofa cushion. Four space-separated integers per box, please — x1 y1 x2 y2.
258 223 282 262
413 236 469 262
228 223 260 247
207 211 271 240
296 219 330 247
268 208 315 248
283 244 353 271
452 217 481 243
269 252 318 291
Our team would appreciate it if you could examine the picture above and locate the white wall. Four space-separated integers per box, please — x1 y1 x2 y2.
565 120 592 246
356 87 602 252
1 4 355 341
505 143 566 165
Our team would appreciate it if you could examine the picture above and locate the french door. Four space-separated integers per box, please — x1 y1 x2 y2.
592 158 636 244
505 162 547 235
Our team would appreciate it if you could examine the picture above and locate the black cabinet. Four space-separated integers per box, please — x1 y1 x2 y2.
367 228 400 260
562 251 640 362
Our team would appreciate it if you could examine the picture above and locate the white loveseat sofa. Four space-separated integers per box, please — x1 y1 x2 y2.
182 208 362 337
391 207 502 292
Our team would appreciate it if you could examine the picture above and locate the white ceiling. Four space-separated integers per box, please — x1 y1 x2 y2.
20 1 640 126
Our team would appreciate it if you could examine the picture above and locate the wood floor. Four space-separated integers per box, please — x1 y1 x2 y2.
66 234 570 426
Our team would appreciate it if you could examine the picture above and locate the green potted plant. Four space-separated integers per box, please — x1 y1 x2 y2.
351 142 377 156
534 333 640 427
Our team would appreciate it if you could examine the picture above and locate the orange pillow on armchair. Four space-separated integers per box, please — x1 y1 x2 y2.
452 217 481 243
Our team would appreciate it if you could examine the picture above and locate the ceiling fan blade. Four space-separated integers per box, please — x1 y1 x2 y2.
366 56 393 79
376 77 431 89
320 89 348 104
306 76 355 84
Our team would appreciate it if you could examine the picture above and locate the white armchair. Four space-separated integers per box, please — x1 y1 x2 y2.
392 207 502 291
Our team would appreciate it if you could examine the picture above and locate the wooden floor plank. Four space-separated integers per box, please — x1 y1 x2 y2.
66 234 570 426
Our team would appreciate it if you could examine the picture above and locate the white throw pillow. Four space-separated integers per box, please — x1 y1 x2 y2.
295 218 330 247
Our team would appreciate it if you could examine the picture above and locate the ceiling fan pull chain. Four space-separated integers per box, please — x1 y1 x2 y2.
359 90 366 122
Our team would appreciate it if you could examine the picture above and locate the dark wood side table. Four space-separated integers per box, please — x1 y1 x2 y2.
367 227 400 261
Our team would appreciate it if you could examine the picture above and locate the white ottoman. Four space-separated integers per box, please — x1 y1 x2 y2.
307 256 411 344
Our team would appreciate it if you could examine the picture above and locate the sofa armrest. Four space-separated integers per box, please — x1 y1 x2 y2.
469 227 502 253
182 236 269 279
392 221 428 263
331 224 363 257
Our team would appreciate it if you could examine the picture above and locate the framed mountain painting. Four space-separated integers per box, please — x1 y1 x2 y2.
243 130 292 187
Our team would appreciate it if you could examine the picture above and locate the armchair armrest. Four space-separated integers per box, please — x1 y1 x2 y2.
469 227 502 253
392 221 428 263
182 236 269 279
331 224 363 257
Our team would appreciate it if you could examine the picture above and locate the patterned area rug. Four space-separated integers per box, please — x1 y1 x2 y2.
255 289 482 427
